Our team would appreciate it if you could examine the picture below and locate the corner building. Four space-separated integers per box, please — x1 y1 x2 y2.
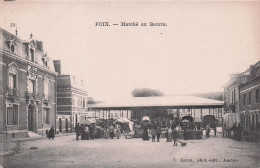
54 66 88 133
0 28 57 139
239 61 260 132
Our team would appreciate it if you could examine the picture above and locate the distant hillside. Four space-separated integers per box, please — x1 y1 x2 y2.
192 91 223 101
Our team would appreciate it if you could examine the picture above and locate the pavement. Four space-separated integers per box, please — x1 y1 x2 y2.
1 128 260 168
0 132 74 157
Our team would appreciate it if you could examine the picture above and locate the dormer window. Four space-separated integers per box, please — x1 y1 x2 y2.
30 49 35 62
11 44 15 52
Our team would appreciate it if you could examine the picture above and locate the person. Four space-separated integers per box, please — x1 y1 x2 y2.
47 126 55 140
115 124 121 139
236 123 242 141
104 127 109 139
89 124 95 140
197 123 201 131
206 124 211 137
109 125 115 139
165 126 169 142
80 124 85 140
156 126 162 142
151 126 156 142
168 127 172 142
212 123 217 137
172 129 178 146
75 122 81 140
143 124 149 141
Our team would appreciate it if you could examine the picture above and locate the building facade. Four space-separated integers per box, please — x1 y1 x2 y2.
223 73 245 114
55 71 88 133
0 28 57 139
239 61 260 132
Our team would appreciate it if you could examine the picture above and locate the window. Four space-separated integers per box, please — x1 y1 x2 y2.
82 98 86 108
233 89 236 102
256 89 259 103
7 105 18 125
44 82 49 98
249 91 251 105
43 108 50 124
30 49 35 62
243 93 246 106
74 95 78 106
231 90 234 103
28 80 35 93
230 90 232 103
8 74 16 89
110 113 113 118
115 113 118 118
77 97 82 107
11 44 15 52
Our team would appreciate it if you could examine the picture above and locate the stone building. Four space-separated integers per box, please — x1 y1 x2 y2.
0 28 57 139
239 61 260 132
223 71 250 114
54 64 88 133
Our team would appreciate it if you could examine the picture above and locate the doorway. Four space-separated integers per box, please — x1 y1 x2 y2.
59 118 62 133
65 118 68 133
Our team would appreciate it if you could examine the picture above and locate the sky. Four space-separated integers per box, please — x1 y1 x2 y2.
0 2 260 101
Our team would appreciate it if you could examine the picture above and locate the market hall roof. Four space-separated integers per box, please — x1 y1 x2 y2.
89 95 224 110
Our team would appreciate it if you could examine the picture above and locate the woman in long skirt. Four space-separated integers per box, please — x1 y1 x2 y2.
143 125 149 141
109 125 115 139
114 124 121 139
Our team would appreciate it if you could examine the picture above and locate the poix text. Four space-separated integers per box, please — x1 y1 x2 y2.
95 22 167 26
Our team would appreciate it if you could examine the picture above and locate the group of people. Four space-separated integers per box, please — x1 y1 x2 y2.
75 123 96 140
103 124 121 139
143 123 178 146
143 125 163 142
75 122 122 140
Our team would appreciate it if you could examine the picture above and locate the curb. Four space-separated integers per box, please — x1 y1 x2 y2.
0 151 14 157
10 133 75 142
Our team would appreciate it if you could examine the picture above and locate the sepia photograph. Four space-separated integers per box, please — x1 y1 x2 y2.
0 1 260 168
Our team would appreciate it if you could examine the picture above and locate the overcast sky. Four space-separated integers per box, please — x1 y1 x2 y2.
1 2 259 101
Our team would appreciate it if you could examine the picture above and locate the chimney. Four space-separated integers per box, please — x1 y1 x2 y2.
229 74 239 80
53 60 61 74
249 65 256 79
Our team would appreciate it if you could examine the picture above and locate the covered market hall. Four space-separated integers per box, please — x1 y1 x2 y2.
88 95 224 123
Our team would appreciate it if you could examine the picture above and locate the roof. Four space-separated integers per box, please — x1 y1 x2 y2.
89 95 224 110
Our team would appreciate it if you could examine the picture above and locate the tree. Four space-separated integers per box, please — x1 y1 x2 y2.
131 88 164 97
87 97 96 104
192 91 223 101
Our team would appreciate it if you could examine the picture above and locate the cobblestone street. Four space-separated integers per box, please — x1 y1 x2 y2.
1 130 259 168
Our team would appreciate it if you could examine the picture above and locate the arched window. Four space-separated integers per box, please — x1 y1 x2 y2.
11 44 15 52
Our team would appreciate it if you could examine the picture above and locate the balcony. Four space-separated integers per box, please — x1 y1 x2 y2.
6 88 20 99
25 91 40 101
